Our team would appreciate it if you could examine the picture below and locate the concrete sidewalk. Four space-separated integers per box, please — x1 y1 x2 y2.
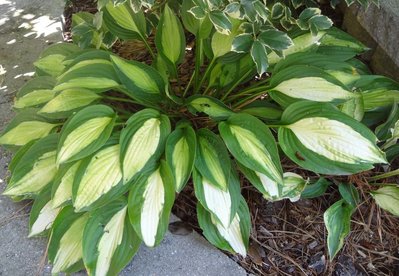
0 1 246 275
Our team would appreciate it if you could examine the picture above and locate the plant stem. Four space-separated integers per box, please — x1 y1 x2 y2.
220 69 253 101
232 91 267 109
183 71 195 98
368 169 399 181
226 84 269 103
194 38 203 91
103 96 137 104
197 58 216 94
142 38 155 59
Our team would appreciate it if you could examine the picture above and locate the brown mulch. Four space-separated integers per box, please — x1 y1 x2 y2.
62 2 399 275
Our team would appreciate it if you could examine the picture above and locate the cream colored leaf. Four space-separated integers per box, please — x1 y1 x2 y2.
172 137 190 191
96 206 127 276
123 118 160 182
256 172 280 198
29 200 60 237
57 117 112 165
0 121 57 146
287 117 386 164
273 77 354 102
141 168 165 247
214 213 246 256
203 178 231 228
74 145 122 211
52 162 81 208
4 151 57 196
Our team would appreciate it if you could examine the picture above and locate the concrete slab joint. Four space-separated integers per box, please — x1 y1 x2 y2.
0 0 246 275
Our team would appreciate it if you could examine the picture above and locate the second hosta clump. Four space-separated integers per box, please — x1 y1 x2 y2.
1 0 398 274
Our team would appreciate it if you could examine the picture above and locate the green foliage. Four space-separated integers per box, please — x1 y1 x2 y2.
0 0 396 274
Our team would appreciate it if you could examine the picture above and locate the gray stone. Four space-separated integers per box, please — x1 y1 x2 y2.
342 1 399 81
0 1 246 276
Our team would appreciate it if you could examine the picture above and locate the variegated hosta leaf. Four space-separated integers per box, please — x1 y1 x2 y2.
195 129 232 191
55 59 120 92
73 144 123 212
120 109 170 183
165 124 196 192
271 77 354 102
370 186 399 216
219 113 283 184
83 200 141 276
128 161 175 247
3 134 59 197
39 89 101 118
14 89 56 109
278 101 387 175
382 120 399 149
51 162 81 208
49 207 89 274
29 190 61 237
110 55 165 105
0 121 57 147
187 96 234 120
287 117 386 164
197 197 250 256
193 168 241 228
155 4 186 65
238 163 307 201
324 199 354 259
57 105 116 165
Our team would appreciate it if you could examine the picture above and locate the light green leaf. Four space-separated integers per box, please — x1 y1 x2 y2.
57 105 116 165
3 134 59 197
370 186 399 216
156 4 186 64
120 109 170 183
73 144 122 212
39 89 101 118
165 124 196 192
324 199 353 259
14 89 56 109
187 95 234 120
51 161 81 208
0 121 57 147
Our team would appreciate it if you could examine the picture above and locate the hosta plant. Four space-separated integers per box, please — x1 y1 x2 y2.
1 0 398 274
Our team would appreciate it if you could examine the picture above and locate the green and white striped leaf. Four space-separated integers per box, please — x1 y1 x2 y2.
111 55 165 105
83 199 141 276
29 189 61 237
128 161 175 247
57 105 116 165
14 89 56 109
49 207 88 274
120 109 170 183
155 4 186 65
51 161 81 208
370 186 399 216
102 1 147 41
3 134 59 197
197 197 250 256
73 144 123 212
55 59 120 92
165 123 196 192
219 113 283 184
39 89 101 119
324 199 354 259
382 120 399 149
0 120 57 147
278 101 387 175
195 129 232 191
193 168 241 228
